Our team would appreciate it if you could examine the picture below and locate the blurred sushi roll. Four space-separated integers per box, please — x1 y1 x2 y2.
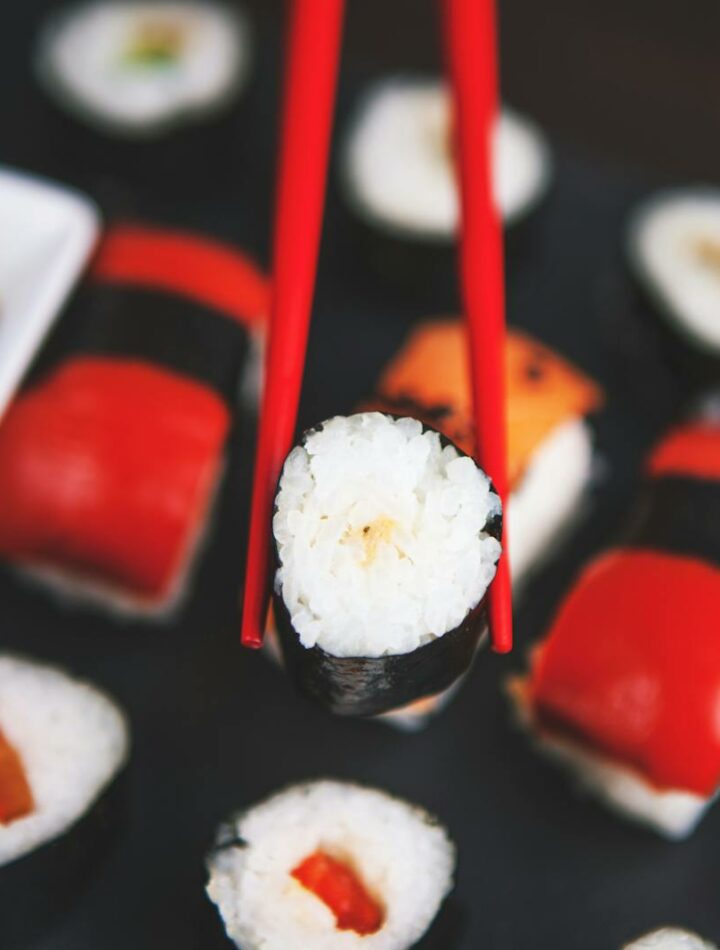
0 654 129 948
0 224 268 617
622 930 717 950
271 412 502 718
509 406 720 838
341 77 550 295
365 319 603 587
35 0 251 138
344 78 551 239
206 779 455 950
628 190 720 356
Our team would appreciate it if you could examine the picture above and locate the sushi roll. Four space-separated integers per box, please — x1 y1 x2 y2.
623 930 717 950
206 779 455 950
0 223 268 617
364 319 603 587
509 407 720 838
343 78 551 240
36 1 251 137
271 412 502 718
628 189 720 359
0 653 129 947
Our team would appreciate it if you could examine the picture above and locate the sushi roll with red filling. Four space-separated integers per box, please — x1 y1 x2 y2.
623 930 717 950
36 1 252 137
510 409 720 838
0 654 128 947
271 412 501 717
206 780 455 950
0 223 268 616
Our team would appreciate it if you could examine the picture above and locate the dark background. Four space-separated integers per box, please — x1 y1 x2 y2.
0 2 719 949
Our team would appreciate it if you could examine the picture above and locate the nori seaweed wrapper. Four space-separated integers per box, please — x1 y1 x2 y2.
0 766 127 949
272 417 503 718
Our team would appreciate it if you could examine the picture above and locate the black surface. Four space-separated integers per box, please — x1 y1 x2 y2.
1 2 720 949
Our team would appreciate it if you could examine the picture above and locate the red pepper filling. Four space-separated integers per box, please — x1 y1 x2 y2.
291 850 384 936
530 549 720 796
0 727 34 824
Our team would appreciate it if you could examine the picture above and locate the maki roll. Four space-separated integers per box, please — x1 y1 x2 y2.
343 78 551 240
0 654 128 947
271 412 502 718
628 189 720 359
206 779 455 950
365 319 603 586
0 223 268 616
509 408 720 838
623 930 717 950
36 1 251 137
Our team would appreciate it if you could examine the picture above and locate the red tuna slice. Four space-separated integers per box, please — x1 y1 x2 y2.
528 549 720 797
92 226 270 329
0 357 229 606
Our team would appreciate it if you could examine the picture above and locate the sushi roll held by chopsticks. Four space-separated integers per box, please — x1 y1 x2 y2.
271 412 502 718
206 780 455 950
0 654 129 947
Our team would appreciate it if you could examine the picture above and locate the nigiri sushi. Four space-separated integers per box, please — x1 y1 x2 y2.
623 930 717 950
206 780 455 950
0 223 268 616
271 412 502 717
628 189 720 358
0 654 128 947
365 319 603 586
35 1 252 137
510 409 720 838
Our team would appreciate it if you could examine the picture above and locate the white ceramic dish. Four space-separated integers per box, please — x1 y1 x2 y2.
0 166 99 418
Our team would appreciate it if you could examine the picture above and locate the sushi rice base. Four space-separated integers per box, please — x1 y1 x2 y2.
509 418 594 586
273 413 501 658
38 1 250 132
629 190 720 352
623 929 718 950
509 677 707 840
206 780 455 950
0 655 128 867
344 78 550 238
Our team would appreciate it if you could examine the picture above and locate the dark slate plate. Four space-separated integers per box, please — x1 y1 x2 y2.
1 2 718 949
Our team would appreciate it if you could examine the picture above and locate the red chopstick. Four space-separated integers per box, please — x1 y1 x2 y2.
443 0 513 653
241 0 345 648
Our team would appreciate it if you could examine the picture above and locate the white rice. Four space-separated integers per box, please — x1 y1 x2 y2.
0 654 129 867
509 679 707 840
623 929 718 950
509 418 594 586
273 413 501 658
36 1 251 135
628 189 720 353
206 780 455 950
343 77 551 238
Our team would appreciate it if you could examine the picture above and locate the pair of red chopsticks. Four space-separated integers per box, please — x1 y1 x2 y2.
241 0 512 655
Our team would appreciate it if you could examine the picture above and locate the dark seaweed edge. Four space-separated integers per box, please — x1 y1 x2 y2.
271 413 502 717
1 765 128 949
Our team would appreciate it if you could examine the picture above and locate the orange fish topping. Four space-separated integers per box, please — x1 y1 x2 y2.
372 320 603 487
0 727 34 824
291 850 384 936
